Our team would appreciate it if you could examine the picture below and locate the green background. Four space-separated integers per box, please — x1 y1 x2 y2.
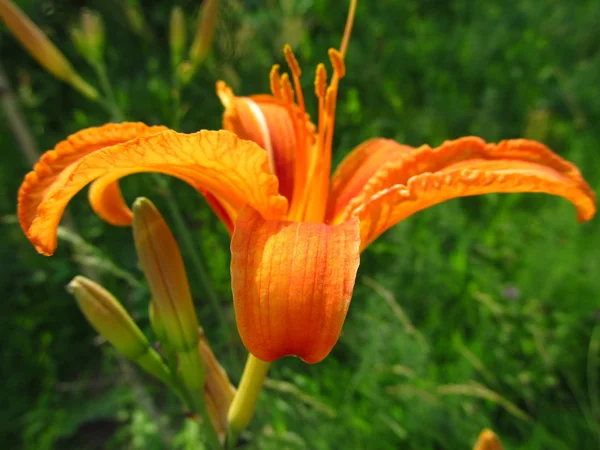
1 0 599 448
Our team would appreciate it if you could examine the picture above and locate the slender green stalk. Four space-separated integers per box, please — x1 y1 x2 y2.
226 355 270 446
179 349 222 449
92 62 125 121
171 71 182 129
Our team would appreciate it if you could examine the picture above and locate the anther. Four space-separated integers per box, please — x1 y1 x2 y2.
314 63 327 99
328 49 345 79
269 64 282 98
280 73 295 103
283 44 302 78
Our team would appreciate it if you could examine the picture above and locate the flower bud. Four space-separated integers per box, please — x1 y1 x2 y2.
67 276 173 386
123 1 147 38
189 0 219 67
71 9 105 66
149 300 177 369
169 6 186 68
0 0 98 99
473 429 504 450
199 328 235 442
132 198 200 353
177 61 196 85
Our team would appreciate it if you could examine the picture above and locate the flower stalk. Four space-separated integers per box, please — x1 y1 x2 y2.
226 355 270 443
0 0 98 99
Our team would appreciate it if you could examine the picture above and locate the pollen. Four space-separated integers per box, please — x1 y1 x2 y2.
269 64 282 98
328 48 345 79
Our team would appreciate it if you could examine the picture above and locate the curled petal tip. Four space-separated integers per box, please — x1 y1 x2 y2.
18 128 287 255
345 137 596 248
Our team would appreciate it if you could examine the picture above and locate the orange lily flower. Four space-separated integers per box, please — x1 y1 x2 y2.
17 42 596 365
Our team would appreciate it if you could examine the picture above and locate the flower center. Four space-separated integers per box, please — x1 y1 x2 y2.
270 46 346 223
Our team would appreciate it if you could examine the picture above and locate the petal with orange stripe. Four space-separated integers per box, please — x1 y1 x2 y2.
18 122 167 234
339 137 595 226
230 207 360 364
352 158 596 250
21 129 288 255
326 138 413 222
217 81 315 203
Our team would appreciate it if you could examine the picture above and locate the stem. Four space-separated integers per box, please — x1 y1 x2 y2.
171 69 182 129
92 62 125 121
178 348 222 449
227 355 270 444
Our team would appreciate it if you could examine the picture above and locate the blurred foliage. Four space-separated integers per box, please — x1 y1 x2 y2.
1 0 599 449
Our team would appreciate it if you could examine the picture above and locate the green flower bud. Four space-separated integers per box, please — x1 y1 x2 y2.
170 6 186 69
67 276 174 387
132 198 200 354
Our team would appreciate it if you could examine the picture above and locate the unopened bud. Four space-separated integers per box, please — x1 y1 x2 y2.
124 1 147 38
149 300 177 369
0 0 98 99
71 9 105 65
199 328 235 442
177 61 196 85
169 6 186 68
473 429 504 450
189 0 219 67
132 198 200 353
67 276 173 386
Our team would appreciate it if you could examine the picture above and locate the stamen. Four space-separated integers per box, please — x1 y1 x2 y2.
283 44 306 117
328 49 345 79
280 73 295 104
283 44 302 78
325 85 337 118
314 63 327 99
269 64 282 98
314 63 328 191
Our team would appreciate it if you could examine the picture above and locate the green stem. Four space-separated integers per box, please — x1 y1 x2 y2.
92 62 125 121
179 348 222 449
171 69 182 130
226 355 270 446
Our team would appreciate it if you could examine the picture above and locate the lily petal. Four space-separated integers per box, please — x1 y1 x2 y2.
352 159 596 250
18 122 167 233
339 137 595 225
327 138 413 222
22 130 288 255
230 207 360 363
217 81 316 203
88 176 135 226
